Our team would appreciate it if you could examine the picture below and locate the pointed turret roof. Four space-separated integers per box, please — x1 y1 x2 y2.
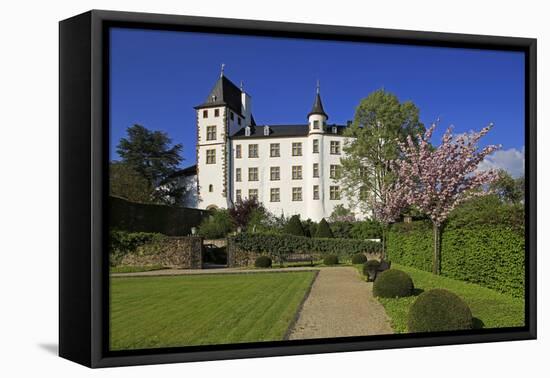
194 74 243 115
307 82 329 119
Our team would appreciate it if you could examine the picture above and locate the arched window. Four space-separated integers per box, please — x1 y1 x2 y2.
209 184 213 192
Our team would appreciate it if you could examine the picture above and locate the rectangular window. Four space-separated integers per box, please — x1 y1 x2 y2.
360 166 367 177
313 139 319 153
202 110 208 118
270 188 280 202
249 144 259 158
206 125 216 141
330 141 341 155
292 187 303 201
248 167 259 181
292 165 303 180
214 109 220 117
270 143 280 157
235 145 242 159
313 185 320 200
238 117 242 125
236 189 242 201
313 163 319 178
248 189 258 199
230 111 234 121
330 186 341 200
206 149 216 164
235 168 242 182
313 120 319 129
270 166 280 181
330 164 341 179
292 142 302 156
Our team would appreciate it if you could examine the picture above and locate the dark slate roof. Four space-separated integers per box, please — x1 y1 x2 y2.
231 124 347 139
194 75 243 115
167 164 197 179
307 93 329 119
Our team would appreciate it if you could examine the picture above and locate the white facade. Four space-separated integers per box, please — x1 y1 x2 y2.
193 73 364 221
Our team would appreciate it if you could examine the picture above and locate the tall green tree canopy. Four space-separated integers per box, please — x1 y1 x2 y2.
116 124 184 205
489 170 524 205
340 89 425 213
109 161 153 203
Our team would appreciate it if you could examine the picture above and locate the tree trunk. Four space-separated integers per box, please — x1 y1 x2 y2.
381 226 386 260
432 222 441 275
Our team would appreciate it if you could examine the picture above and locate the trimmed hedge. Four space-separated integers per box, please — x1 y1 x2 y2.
323 255 339 265
408 289 473 332
373 269 414 298
254 255 272 268
228 232 381 260
387 220 525 298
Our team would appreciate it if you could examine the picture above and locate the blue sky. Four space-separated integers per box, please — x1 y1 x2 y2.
110 28 525 176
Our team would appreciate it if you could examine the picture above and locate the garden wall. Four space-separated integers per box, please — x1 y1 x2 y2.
386 220 525 298
110 196 209 236
120 236 203 269
227 233 381 267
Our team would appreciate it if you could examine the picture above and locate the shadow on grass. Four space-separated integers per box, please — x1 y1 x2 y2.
412 288 424 296
473 317 485 329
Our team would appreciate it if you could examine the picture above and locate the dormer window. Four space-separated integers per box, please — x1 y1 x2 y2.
263 126 270 136
211 95 217 102
332 126 337 134
245 126 251 137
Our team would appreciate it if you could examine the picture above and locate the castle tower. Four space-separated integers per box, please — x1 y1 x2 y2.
194 67 245 210
307 81 329 221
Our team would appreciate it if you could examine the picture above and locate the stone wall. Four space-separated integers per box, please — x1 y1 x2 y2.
120 236 203 269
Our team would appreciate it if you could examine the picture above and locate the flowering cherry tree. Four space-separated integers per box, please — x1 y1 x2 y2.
393 122 501 274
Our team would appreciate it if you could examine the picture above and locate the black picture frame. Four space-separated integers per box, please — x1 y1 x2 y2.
59 9 537 368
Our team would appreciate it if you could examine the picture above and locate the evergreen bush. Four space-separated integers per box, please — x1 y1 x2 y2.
254 255 272 268
323 255 339 265
407 289 473 332
351 253 368 264
284 215 305 236
373 269 414 298
316 218 334 238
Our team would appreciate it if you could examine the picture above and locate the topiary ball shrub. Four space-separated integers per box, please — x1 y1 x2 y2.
373 269 414 298
323 255 339 265
351 253 368 265
408 289 473 332
254 255 272 268
363 260 380 281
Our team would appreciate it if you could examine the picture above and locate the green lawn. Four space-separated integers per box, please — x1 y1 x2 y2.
110 271 316 350
110 265 167 273
370 263 525 333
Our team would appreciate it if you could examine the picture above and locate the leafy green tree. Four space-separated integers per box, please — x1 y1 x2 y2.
109 161 153 203
117 124 183 204
328 204 356 222
490 170 524 205
340 89 425 214
316 218 334 238
197 209 234 239
284 215 305 236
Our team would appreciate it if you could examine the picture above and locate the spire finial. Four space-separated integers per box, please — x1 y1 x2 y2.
240 80 244 91
220 63 225 77
316 79 320 95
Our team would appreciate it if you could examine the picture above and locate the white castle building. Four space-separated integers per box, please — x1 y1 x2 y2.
178 70 364 221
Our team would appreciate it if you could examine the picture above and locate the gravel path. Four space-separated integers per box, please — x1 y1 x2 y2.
288 267 393 339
